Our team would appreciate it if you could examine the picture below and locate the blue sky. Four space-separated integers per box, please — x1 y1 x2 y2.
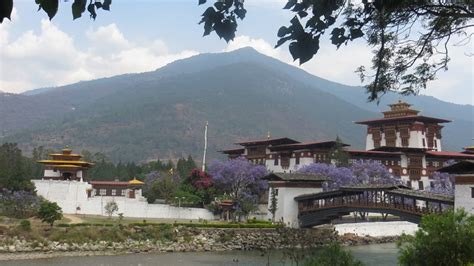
0 0 472 105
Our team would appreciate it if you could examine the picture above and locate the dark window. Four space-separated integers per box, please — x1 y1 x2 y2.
274 158 278 166
418 181 424 190
430 181 434 188
422 138 426 147
275 188 279 196
295 156 300 165
401 138 409 147
471 188 474 198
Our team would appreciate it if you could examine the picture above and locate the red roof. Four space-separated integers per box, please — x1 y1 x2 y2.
355 115 450 125
348 149 400 155
348 150 402 158
219 148 245 154
269 140 349 151
90 181 130 186
426 151 474 158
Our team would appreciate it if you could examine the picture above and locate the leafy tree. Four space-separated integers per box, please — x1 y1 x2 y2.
2 1 471 101
330 136 349 167
176 155 197 180
208 157 268 217
182 169 215 205
150 175 179 203
37 201 63 227
398 209 474 266
304 242 364 266
104 201 119 218
0 143 34 192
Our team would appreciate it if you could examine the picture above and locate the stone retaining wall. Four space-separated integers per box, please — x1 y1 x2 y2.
0 227 397 258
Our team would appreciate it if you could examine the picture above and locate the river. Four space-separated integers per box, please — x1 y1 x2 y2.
6 243 398 266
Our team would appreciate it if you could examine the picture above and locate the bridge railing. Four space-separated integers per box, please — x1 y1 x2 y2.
298 195 444 216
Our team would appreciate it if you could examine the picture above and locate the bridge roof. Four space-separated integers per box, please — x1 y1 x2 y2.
386 189 454 203
340 184 408 191
264 173 330 182
294 190 347 201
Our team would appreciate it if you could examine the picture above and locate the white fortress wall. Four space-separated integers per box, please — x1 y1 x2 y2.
33 180 215 220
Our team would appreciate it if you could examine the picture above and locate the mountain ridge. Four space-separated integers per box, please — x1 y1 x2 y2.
2 48 472 162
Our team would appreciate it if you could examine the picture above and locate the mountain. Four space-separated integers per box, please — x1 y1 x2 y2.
1 48 472 162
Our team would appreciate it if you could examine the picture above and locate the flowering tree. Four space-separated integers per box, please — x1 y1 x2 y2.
0 189 41 218
299 160 401 191
187 169 214 190
208 157 268 216
300 160 401 220
429 172 455 196
351 160 401 185
299 163 354 191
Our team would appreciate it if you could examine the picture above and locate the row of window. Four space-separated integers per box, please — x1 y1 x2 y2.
349 159 401 167
95 189 127 196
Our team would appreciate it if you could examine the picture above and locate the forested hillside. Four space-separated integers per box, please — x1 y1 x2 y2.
1 48 471 162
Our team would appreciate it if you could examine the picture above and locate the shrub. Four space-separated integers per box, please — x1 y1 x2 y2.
37 201 62 227
18 219 31 231
398 209 474 266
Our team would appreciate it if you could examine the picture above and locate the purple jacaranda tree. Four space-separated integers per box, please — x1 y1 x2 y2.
0 189 42 218
208 157 268 216
144 171 161 195
299 160 401 191
298 163 354 191
351 160 401 185
429 171 455 196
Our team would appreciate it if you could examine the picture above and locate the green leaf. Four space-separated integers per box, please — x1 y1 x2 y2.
36 0 59 20
283 0 296 10
0 0 13 23
277 26 288 38
87 3 97 19
350 28 364 40
72 0 87 20
235 8 246 19
102 0 112 11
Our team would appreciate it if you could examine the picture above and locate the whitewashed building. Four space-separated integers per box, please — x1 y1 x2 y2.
34 148 215 221
439 160 474 215
264 173 328 228
221 101 474 190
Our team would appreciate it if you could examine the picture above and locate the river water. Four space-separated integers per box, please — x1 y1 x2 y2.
6 243 398 266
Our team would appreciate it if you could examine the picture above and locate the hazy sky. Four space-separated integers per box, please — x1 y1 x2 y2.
0 0 472 105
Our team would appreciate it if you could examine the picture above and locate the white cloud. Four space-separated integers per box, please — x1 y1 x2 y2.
224 35 473 105
0 20 199 93
224 35 287 61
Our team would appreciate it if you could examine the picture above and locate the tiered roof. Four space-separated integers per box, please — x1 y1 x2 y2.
37 148 94 169
355 100 450 125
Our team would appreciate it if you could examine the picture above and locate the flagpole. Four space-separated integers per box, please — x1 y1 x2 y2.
202 121 208 172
